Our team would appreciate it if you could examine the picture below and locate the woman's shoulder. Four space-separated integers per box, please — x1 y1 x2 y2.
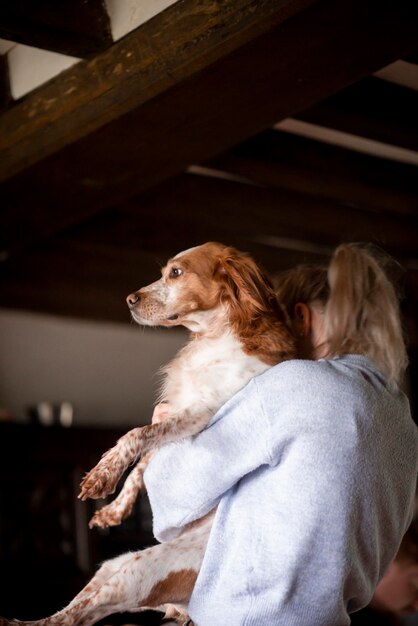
265 354 390 382
258 355 369 387
255 354 404 409
252 358 350 413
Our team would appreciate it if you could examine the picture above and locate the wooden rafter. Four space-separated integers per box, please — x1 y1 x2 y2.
4 168 418 269
123 174 418 256
295 77 418 152
0 0 112 58
1 0 418 261
0 0 317 183
204 130 418 217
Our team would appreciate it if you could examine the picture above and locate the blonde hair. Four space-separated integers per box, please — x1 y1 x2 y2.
275 244 408 384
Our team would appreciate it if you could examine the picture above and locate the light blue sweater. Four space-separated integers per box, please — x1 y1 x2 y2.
144 356 418 625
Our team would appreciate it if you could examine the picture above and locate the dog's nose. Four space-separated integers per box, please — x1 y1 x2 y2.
127 292 140 308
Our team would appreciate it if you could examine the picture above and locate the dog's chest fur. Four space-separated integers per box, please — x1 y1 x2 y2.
159 330 270 416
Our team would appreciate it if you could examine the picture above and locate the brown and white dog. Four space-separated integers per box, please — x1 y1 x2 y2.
1 242 295 626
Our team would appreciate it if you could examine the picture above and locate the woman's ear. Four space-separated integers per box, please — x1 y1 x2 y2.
294 302 311 337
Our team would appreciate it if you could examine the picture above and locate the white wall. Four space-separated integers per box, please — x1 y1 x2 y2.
0 309 186 427
8 44 80 100
105 0 179 41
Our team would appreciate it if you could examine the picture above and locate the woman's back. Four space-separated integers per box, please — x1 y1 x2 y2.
148 354 417 625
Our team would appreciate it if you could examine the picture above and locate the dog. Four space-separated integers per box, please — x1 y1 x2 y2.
1 242 295 626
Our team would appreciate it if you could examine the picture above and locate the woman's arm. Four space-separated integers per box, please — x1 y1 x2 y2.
144 378 276 542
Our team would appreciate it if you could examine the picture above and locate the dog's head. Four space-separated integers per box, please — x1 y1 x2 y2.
127 242 288 336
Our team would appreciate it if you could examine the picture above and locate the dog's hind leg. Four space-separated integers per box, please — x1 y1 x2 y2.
0 522 209 626
0 551 136 626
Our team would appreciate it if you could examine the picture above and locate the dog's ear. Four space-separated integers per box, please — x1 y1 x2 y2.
216 248 287 323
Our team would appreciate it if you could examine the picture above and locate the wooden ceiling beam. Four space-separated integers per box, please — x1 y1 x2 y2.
0 1 112 58
0 0 318 183
294 77 418 152
121 174 418 257
49 173 417 259
205 129 418 217
1 0 418 259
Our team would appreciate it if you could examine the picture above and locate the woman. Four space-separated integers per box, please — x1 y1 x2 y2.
144 243 418 626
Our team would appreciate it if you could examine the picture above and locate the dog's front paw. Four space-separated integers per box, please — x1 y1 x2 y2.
88 499 134 528
78 449 124 501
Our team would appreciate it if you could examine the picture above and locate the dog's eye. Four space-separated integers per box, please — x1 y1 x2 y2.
170 267 183 278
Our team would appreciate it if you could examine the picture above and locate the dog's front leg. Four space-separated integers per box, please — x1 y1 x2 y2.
138 407 214 452
79 409 212 502
79 426 143 501
88 454 152 528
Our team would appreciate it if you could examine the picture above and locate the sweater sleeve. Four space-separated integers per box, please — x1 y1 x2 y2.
144 378 277 542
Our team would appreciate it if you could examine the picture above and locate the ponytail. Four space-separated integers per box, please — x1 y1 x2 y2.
324 244 408 385
275 244 408 384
